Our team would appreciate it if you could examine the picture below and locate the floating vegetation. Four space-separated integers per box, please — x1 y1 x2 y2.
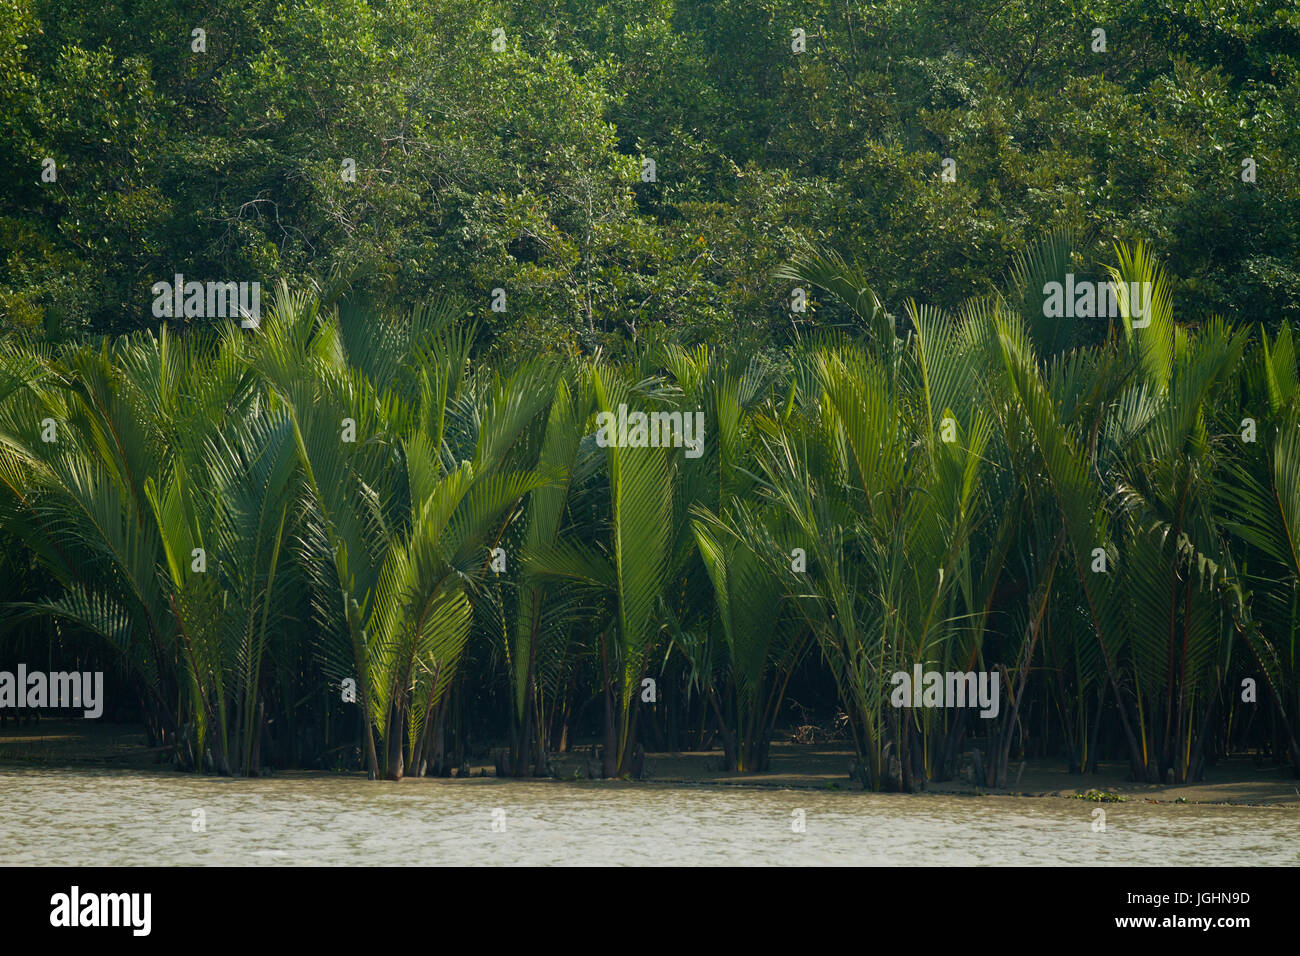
1073 790 1128 803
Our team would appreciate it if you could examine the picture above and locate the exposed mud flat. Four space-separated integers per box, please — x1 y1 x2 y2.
3 722 1297 808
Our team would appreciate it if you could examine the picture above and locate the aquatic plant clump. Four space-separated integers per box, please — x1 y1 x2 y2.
1072 790 1129 803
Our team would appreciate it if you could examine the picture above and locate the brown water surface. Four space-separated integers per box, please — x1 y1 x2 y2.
1 768 1296 865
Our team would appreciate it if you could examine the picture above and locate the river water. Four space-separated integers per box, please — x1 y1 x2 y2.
1 768 1296 865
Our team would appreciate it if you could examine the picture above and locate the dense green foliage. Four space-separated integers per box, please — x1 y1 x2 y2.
2 1 1299 787
3 0 1299 352
2 239 1299 786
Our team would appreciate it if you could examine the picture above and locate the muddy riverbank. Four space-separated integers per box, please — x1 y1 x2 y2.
3 721 1297 807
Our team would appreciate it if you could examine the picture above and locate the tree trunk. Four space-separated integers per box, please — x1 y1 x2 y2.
707 691 736 771
601 682 617 779
357 685 380 779
1085 684 1105 774
515 683 535 777
937 708 968 782
1188 686 1219 782
899 715 915 793
385 701 405 781
532 687 549 777
250 701 263 775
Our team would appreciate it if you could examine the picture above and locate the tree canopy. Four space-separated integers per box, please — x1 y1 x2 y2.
3 0 1297 354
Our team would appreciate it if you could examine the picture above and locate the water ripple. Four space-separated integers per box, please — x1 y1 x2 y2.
1 769 1296 866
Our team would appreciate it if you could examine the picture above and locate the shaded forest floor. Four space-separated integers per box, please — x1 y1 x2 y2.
3 721 1297 807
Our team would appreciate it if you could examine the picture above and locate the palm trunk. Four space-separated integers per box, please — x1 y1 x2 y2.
515 683 535 777
602 683 617 778
385 699 405 780
707 690 736 771
598 631 618 778
250 701 264 775
357 684 380 779
997 532 1062 786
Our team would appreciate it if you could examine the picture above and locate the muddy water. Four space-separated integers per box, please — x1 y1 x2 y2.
1 768 1296 865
